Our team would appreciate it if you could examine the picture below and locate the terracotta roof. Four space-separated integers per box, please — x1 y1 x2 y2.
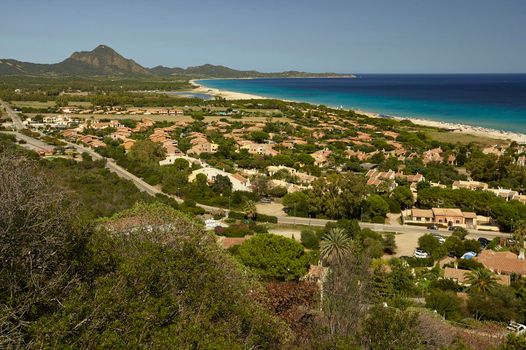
463 212 477 219
412 208 434 218
432 208 464 217
444 267 510 286
476 250 526 275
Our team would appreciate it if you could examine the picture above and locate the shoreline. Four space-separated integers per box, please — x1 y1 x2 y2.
193 79 526 144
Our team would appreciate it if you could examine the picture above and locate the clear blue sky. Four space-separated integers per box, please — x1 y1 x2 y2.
1 0 525 73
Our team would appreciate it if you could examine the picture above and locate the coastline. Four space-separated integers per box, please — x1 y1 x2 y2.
190 79 265 100
193 79 526 144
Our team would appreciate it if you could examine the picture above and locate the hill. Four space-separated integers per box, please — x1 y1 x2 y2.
0 44 352 78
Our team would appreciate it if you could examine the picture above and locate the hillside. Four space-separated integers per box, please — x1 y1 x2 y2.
0 44 352 78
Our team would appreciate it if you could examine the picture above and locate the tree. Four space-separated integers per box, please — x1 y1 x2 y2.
425 290 463 320
301 229 321 250
252 175 269 196
128 139 166 164
310 173 369 219
465 269 499 293
391 186 414 210
211 174 232 194
243 200 257 221
282 191 310 217
363 194 389 222
358 306 424 350
320 228 353 265
452 227 468 240
235 234 310 281
418 233 441 258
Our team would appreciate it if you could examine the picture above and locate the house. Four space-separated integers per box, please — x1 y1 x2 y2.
188 167 252 192
159 155 202 167
405 208 479 228
443 267 510 286
310 149 332 167
452 180 489 191
267 165 297 176
188 137 219 155
241 143 278 156
122 139 136 151
487 188 519 201
423 147 443 164
476 250 526 276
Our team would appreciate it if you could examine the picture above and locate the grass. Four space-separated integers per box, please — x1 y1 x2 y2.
12 101 91 108
426 130 506 146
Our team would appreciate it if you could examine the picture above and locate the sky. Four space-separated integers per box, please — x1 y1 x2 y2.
1 0 525 73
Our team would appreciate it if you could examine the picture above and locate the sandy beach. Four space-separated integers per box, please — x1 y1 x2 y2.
193 80 526 144
355 109 526 144
190 79 264 100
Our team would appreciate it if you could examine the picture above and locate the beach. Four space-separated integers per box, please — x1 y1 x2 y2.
354 110 526 144
190 79 264 100
194 79 526 144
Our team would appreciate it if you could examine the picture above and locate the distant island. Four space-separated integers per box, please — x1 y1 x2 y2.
0 44 355 79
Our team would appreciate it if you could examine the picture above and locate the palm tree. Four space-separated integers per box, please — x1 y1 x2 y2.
465 268 499 293
243 200 257 221
320 227 353 265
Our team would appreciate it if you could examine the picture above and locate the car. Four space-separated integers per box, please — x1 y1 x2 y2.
478 237 490 248
427 224 438 231
260 197 272 203
433 234 446 244
414 248 429 259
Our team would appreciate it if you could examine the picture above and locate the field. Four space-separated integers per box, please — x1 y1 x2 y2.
426 130 507 146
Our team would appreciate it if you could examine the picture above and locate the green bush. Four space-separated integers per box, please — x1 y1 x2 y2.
425 290 463 320
220 224 252 237
403 257 434 267
255 213 278 223
300 229 321 250
234 234 310 281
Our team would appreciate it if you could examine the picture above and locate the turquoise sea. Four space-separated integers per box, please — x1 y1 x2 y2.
198 75 526 134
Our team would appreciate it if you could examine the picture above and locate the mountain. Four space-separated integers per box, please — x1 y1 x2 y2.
0 45 352 78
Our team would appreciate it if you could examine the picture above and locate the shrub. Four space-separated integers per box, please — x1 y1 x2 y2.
425 290 463 320
429 279 462 292
300 229 321 250
403 257 434 267
234 234 310 281
220 224 252 238
255 213 278 223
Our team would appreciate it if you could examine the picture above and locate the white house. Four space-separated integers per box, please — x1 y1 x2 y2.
188 167 252 192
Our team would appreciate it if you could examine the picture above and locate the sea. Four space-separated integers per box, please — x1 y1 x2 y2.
198 75 526 134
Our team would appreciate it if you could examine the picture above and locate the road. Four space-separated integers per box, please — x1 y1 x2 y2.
276 215 507 238
5 131 55 152
1 99 24 130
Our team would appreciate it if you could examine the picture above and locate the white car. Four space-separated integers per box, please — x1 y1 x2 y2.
433 234 446 244
414 248 429 259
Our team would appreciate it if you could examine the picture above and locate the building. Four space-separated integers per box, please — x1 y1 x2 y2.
406 208 478 228
443 267 510 286
452 180 489 191
188 167 252 192
476 250 526 276
310 149 332 167
188 138 219 155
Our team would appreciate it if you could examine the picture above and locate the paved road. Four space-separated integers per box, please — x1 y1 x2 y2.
5 131 55 152
277 215 508 238
1 99 24 130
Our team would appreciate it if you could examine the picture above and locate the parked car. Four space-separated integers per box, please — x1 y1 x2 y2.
478 237 490 248
508 321 526 335
260 197 272 203
433 234 446 244
427 224 438 231
414 248 429 259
